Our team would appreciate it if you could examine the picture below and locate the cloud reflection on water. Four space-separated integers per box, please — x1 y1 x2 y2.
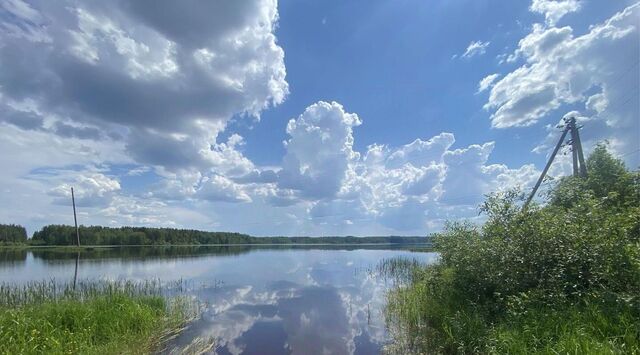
0 246 438 354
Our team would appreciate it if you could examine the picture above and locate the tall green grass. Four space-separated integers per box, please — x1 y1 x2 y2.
377 257 423 285
0 280 195 354
384 266 640 354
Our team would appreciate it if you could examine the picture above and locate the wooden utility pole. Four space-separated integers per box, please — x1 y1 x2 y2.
570 124 579 176
567 117 587 177
524 116 587 208
71 187 80 247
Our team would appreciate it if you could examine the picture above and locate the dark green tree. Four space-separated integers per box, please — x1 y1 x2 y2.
0 224 27 244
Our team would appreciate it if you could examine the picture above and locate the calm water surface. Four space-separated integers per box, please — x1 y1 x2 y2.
0 246 437 354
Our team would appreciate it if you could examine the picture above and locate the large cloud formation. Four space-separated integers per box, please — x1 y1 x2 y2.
0 0 635 235
0 0 546 233
0 0 287 230
484 2 639 162
0 0 287 170
253 101 537 232
278 101 362 200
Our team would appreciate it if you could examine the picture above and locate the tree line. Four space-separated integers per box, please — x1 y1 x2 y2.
0 224 27 244
0 224 427 246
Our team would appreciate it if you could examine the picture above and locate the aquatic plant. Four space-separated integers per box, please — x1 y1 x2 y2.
377 256 423 285
0 279 201 354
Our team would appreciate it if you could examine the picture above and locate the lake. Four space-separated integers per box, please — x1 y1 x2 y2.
0 245 437 354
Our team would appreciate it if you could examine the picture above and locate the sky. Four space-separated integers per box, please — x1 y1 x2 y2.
0 0 638 236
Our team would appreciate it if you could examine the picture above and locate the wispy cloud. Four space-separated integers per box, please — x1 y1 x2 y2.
477 73 501 93
461 40 490 59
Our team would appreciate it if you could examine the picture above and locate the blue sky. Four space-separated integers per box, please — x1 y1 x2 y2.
237 0 632 168
0 0 638 236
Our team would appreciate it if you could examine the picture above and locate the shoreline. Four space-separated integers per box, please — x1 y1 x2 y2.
0 242 433 250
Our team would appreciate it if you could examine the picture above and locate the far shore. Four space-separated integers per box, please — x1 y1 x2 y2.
0 242 433 250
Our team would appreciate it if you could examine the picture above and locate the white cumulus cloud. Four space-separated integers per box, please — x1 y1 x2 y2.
261 102 538 233
488 3 638 128
0 0 287 172
530 0 581 26
278 101 362 200
49 172 121 207
485 2 639 164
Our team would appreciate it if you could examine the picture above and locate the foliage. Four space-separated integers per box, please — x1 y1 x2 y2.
31 225 254 246
29 225 428 246
385 146 640 354
549 143 639 212
0 280 192 354
0 224 27 244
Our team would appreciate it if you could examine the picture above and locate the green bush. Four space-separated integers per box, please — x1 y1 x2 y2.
385 145 640 354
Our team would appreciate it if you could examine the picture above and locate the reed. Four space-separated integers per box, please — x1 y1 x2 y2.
376 256 422 285
0 279 196 354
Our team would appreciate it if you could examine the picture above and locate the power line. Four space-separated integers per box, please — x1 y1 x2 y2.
620 148 640 158
588 84 639 123
606 58 640 86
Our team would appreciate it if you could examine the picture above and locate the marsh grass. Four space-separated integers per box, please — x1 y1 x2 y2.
377 257 423 285
0 279 164 307
0 279 199 354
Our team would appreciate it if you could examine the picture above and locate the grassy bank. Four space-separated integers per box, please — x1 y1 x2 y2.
384 145 640 354
0 280 193 354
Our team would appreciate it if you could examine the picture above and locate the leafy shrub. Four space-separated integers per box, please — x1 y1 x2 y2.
385 145 640 354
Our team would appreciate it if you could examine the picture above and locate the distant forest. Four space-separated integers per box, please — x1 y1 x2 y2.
1 224 428 246
0 224 28 244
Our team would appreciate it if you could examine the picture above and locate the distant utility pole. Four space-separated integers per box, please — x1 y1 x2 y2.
524 117 587 208
71 187 80 247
